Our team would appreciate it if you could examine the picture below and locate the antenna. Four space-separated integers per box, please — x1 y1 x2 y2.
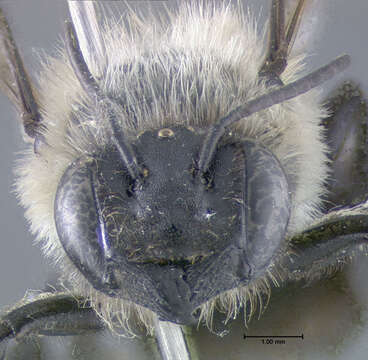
197 54 350 173
65 21 143 180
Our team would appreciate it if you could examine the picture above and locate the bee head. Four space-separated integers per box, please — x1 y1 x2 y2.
54 123 291 324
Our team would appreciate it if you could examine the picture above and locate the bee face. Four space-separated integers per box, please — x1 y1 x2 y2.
1 1 368 359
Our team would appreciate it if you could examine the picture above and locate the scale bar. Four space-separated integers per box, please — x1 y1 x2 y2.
244 334 304 339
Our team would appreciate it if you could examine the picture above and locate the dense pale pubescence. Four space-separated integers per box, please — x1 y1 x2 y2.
15 2 328 332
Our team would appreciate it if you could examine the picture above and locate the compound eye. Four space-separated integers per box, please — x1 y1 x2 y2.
240 140 291 277
54 158 119 295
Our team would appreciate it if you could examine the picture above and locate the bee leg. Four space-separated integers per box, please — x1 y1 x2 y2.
0 8 44 140
259 0 307 84
0 293 104 359
322 82 368 210
285 209 368 284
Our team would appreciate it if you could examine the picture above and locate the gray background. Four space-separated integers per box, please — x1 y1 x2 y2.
1 0 368 359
